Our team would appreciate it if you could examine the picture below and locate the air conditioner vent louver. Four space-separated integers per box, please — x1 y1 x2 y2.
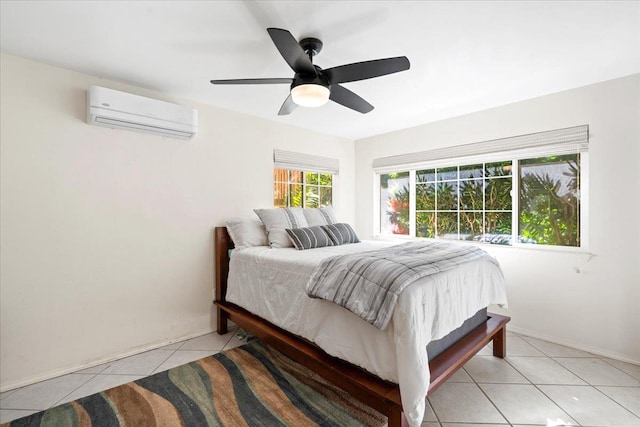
87 86 198 140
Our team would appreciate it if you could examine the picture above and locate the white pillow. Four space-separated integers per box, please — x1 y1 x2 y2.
303 206 339 227
225 218 268 249
253 207 309 248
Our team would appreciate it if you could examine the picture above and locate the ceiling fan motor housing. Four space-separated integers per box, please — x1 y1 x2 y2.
291 72 330 91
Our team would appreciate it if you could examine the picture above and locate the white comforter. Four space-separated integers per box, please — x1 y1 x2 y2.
226 241 507 427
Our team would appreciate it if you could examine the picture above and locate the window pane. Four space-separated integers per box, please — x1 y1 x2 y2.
274 182 287 207
485 177 512 210
380 172 410 235
319 187 332 207
305 185 319 208
416 212 435 238
290 170 303 183
460 212 483 241
289 184 303 207
305 172 319 185
437 182 458 210
460 164 483 179
417 169 435 182
437 212 458 239
484 212 512 245
437 166 458 181
416 182 435 210
319 173 332 186
519 154 580 246
274 168 288 182
460 179 483 210
486 161 512 177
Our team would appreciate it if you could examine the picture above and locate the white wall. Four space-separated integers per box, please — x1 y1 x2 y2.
0 53 354 390
354 74 640 363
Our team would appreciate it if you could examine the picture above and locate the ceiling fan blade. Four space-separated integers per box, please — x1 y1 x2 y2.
324 56 410 84
329 84 374 114
267 28 316 75
210 78 292 85
278 94 298 116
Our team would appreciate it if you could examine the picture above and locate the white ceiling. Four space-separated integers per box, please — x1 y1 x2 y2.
1 1 639 140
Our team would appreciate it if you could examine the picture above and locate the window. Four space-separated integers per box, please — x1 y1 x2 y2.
272 149 339 208
375 126 587 248
274 169 333 208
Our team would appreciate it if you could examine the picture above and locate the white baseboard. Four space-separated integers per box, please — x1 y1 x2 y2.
1 328 217 393
508 325 640 365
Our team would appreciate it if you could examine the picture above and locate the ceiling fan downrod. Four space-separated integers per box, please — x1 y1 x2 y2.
299 37 323 62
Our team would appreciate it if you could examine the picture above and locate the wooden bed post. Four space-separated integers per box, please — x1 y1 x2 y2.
388 407 410 427
214 227 233 335
492 325 507 358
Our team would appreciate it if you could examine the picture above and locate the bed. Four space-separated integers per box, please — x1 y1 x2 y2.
214 226 509 427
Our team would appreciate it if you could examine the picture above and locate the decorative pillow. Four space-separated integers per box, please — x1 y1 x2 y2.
322 223 360 246
225 218 268 249
254 207 309 248
303 206 339 227
286 226 335 250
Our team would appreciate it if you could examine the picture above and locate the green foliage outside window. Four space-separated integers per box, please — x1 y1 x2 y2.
380 172 410 235
519 155 580 246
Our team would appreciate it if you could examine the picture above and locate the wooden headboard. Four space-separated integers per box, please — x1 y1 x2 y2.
214 226 233 334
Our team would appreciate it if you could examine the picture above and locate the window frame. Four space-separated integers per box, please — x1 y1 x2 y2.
373 152 589 252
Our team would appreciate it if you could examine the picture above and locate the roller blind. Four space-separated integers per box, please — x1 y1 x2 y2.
274 149 340 174
372 125 589 171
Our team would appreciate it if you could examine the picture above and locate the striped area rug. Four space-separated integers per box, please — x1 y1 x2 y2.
2 340 386 426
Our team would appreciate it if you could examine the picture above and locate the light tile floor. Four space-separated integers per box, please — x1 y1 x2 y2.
0 330 638 426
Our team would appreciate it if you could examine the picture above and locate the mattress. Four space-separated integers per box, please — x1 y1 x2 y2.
225 241 507 427
427 307 487 361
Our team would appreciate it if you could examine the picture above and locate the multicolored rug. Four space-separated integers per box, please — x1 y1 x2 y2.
2 340 386 426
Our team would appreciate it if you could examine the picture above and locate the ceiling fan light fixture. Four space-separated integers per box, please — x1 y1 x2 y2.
290 84 330 107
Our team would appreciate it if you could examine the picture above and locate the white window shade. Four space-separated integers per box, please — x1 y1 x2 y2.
274 149 340 174
372 125 589 171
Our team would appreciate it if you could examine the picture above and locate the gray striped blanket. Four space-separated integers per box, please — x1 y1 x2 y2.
307 240 497 330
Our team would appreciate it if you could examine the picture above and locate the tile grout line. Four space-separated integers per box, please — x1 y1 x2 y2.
43 329 236 409
50 372 100 409
549 356 640 387
461 365 513 425
502 354 581 426
597 357 640 382
149 346 182 375
425 396 442 426
511 334 634 422
590 386 640 421
50 345 185 408
150 329 237 374
0 390 17 401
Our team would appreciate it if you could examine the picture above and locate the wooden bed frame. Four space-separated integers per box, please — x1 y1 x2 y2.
213 227 509 427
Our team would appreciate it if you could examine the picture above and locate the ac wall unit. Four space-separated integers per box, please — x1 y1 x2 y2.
87 86 198 140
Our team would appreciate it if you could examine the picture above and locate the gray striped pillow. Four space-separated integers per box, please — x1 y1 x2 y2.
322 223 360 246
286 226 334 250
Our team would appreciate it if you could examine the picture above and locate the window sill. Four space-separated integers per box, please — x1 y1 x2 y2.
371 234 592 256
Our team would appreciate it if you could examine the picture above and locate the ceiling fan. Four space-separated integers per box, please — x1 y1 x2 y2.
210 28 410 115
